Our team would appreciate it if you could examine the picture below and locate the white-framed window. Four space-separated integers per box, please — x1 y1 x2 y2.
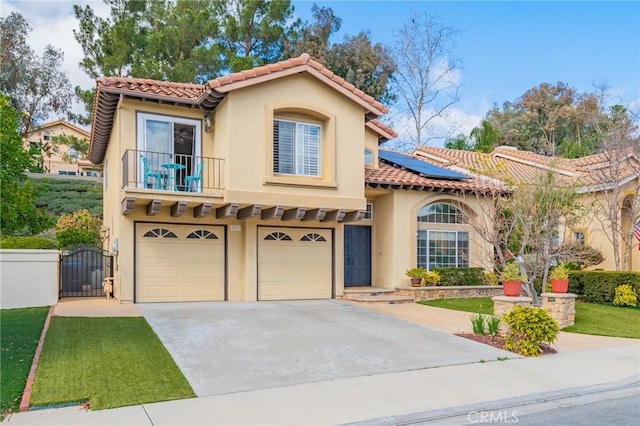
273 119 321 177
417 202 470 270
364 149 374 166
58 170 77 176
137 113 201 158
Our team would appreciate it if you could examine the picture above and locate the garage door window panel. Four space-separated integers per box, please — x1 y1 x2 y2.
264 232 292 241
143 228 177 238
187 230 219 239
300 233 327 242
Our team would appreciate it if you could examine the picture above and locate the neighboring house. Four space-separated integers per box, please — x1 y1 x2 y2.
90 53 502 303
23 119 100 176
414 145 640 272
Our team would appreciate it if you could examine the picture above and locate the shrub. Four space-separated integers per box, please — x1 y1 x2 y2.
503 307 559 357
470 314 486 334
54 209 103 249
405 267 427 279
55 228 98 250
568 271 640 303
483 271 498 286
0 236 57 249
613 285 638 307
432 267 485 286
422 271 441 286
500 262 526 282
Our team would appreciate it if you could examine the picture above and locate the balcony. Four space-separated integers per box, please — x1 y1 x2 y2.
122 149 224 193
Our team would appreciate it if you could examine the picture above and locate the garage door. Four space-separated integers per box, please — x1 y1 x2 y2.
136 224 225 302
258 227 332 301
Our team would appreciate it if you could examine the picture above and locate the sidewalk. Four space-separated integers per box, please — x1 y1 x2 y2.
4 343 639 425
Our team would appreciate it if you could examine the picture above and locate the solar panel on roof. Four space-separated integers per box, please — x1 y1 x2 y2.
378 150 469 180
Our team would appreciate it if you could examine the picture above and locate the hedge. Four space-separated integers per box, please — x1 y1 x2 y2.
432 267 485 286
0 236 57 249
568 271 640 304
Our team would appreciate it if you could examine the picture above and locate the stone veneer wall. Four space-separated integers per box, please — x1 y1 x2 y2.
395 286 504 302
541 293 577 329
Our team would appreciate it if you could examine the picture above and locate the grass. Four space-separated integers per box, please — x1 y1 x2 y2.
419 297 493 315
419 297 640 339
30 317 195 410
1 307 49 415
563 302 640 339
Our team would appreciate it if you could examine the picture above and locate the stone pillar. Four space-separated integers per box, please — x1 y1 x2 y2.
492 296 533 317
541 293 577 329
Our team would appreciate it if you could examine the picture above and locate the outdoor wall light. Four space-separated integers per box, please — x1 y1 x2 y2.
204 112 212 133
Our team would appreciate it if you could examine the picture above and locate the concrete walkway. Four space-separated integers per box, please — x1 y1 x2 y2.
353 301 640 352
53 297 141 317
4 298 638 425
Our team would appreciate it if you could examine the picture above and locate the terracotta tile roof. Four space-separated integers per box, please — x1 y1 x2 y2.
28 119 91 139
414 146 640 191
90 53 391 163
365 162 505 193
95 77 207 101
366 119 398 141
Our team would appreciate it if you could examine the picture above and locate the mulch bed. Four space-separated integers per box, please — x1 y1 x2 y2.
456 333 557 356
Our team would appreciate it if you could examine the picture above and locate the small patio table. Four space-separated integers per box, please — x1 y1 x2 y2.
160 163 186 191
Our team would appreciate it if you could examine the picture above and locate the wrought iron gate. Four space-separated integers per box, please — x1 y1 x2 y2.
60 246 113 298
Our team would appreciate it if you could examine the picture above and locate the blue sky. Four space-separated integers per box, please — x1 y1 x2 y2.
293 1 640 140
2 1 639 144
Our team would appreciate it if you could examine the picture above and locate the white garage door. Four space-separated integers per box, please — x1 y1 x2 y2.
258 227 332 301
136 224 225 302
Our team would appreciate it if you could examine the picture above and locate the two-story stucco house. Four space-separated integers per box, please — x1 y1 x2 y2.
91 53 500 303
24 119 99 176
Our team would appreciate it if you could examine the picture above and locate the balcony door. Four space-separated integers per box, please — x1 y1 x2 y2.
137 113 201 189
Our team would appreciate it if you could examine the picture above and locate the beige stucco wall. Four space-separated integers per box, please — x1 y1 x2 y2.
0 250 59 309
578 179 640 272
368 189 495 289
100 72 375 302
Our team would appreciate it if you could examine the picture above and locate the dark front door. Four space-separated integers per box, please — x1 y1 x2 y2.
344 225 371 287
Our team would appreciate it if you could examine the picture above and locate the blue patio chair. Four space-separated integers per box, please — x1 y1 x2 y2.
184 161 204 192
140 154 163 189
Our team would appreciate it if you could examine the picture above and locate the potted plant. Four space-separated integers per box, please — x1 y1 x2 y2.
549 264 569 293
500 263 525 297
422 271 441 286
406 267 427 287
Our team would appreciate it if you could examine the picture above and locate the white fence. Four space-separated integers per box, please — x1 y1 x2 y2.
0 250 59 309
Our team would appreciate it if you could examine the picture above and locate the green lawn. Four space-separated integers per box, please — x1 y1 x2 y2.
418 297 640 339
1 307 49 415
30 317 195 410
563 302 640 339
419 298 494 315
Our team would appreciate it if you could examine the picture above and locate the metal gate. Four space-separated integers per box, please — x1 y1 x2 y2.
60 246 113 298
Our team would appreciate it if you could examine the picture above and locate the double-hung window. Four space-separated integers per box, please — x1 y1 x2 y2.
273 119 321 177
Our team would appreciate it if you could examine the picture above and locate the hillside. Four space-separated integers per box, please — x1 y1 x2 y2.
31 176 103 218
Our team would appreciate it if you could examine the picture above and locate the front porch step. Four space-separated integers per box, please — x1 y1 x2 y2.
345 294 415 304
343 286 396 296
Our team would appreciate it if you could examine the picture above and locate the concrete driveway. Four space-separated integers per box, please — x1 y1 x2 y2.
138 300 515 397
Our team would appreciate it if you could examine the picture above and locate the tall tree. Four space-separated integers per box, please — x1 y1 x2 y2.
0 12 72 137
219 0 298 72
0 95 54 236
486 82 609 157
391 12 461 147
286 4 395 105
470 120 501 153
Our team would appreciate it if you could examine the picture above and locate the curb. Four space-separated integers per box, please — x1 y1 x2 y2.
19 304 55 412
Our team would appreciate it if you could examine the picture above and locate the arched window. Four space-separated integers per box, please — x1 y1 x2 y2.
143 228 177 238
264 232 292 241
300 233 327 242
186 230 218 239
416 203 469 270
417 203 467 224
